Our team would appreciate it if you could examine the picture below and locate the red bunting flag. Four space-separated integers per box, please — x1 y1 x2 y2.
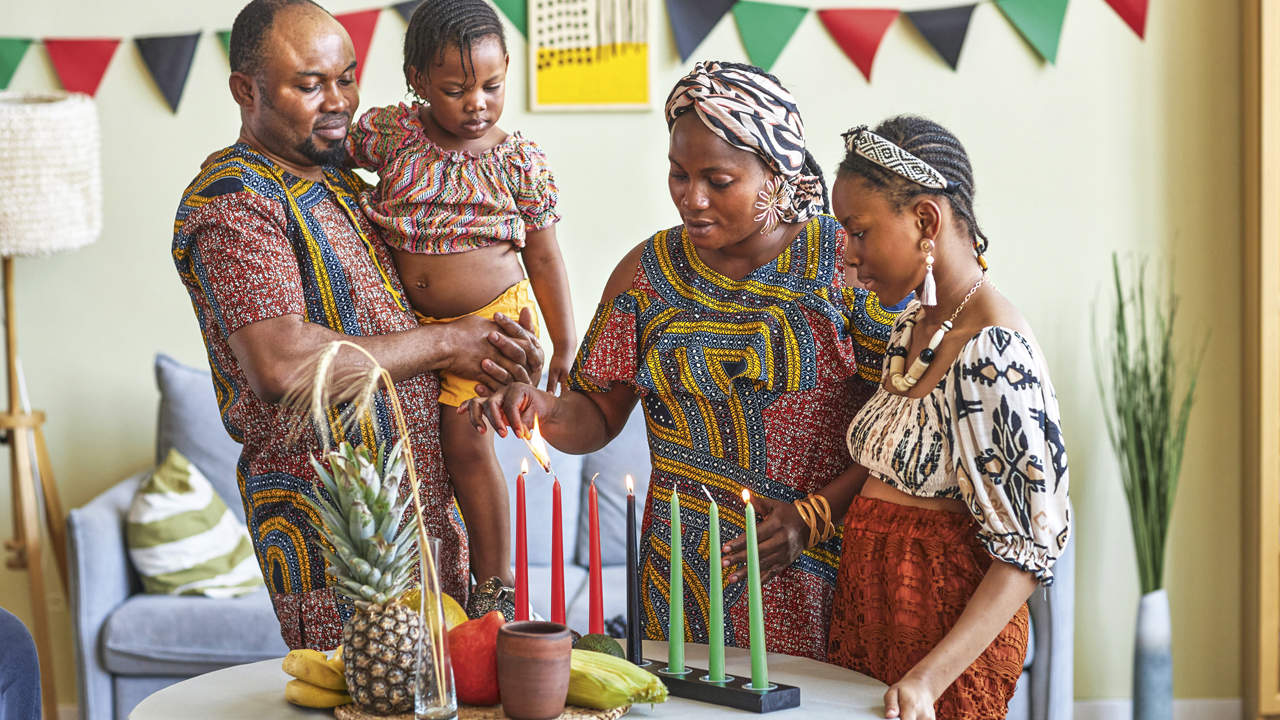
44 38 120 96
817 8 898 82
334 9 380 83
1104 0 1148 39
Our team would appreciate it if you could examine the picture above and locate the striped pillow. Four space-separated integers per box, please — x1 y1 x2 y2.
126 449 263 597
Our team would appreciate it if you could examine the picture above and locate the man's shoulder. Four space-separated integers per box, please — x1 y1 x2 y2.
180 144 285 206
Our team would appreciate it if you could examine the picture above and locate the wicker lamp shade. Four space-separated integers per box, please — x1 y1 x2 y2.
0 91 102 257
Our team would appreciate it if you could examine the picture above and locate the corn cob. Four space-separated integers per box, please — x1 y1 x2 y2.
567 648 669 710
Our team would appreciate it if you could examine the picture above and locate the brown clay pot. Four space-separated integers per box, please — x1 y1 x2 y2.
496 621 572 720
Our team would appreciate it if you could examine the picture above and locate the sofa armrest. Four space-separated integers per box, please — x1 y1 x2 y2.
1026 533 1075 720
69 473 146 720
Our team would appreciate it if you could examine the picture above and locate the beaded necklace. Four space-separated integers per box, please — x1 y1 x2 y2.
887 274 988 393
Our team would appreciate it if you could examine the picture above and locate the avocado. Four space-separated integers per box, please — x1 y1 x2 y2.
573 632 625 659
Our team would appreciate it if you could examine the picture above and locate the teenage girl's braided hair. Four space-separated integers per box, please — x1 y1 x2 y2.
838 115 987 254
402 0 506 93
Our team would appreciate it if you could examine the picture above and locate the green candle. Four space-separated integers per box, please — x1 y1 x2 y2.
743 489 767 689
702 485 725 681
668 485 684 673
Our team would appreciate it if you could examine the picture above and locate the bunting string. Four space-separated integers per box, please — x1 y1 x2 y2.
0 0 1146 111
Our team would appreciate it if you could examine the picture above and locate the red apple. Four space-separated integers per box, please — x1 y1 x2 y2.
448 611 504 705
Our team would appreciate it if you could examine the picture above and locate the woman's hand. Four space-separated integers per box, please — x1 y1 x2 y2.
464 381 554 439
883 671 940 720
721 495 808 584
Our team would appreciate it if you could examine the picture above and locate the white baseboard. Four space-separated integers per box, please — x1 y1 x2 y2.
1074 698 1241 720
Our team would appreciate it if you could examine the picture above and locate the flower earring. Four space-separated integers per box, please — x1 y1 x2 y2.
754 177 789 234
921 239 938 306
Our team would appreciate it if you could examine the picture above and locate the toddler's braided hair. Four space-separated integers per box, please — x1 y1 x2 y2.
403 0 507 92
838 115 987 253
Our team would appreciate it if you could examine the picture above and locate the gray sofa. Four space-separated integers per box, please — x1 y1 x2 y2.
68 355 1072 720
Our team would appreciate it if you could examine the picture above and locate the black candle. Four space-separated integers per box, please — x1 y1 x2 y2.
625 474 642 664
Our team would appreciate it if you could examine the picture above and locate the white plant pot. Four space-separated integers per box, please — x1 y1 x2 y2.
1133 588 1172 720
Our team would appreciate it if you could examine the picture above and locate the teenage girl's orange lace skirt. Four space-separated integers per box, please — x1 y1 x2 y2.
827 495 1029 720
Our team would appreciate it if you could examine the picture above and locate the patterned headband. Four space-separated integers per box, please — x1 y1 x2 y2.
665 61 824 228
842 125 952 192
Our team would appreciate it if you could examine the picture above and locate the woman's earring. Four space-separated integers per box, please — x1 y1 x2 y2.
921 239 937 306
754 177 789 234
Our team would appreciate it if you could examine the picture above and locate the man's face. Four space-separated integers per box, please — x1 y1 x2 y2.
240 6 359 168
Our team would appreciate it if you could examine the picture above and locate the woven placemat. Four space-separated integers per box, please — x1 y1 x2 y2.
333 702 629 720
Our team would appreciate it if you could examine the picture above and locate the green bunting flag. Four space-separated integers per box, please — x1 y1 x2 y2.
216 30 231 57
0 38 32 90
491 0 527 37
732 1 807 72
995 0 1069 64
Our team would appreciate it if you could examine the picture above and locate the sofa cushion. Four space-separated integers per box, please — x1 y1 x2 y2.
101 589 288 676
155 353 244 523
494 429 584 567
576 406 652 567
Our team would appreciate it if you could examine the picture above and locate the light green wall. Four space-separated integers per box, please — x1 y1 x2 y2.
3 0 1241 706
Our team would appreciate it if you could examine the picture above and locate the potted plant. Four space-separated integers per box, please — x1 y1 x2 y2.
1095 254 1204 720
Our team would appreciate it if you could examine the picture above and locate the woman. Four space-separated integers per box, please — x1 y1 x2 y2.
466 61 895 660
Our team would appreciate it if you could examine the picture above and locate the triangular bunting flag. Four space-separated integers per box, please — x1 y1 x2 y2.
732 1 807 72
994 0 1069 64
0 38 33 90
44 38 121 96
392 1 419 23
1104 0 1148 39
491 0 527 37
817 9 898 82
135 33 199 113
216 30 232 57
667 0 737 63
904 5 975 71
333 9 380 83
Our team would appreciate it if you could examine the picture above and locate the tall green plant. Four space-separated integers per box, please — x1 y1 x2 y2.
1094 254 1204 594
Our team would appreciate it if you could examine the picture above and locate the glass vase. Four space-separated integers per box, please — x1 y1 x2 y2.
415 536 457 720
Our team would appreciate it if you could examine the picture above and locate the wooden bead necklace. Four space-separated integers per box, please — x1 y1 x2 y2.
887 273 988 393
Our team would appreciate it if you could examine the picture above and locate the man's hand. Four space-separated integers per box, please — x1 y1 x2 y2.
721 495 808 585
441 308 544 392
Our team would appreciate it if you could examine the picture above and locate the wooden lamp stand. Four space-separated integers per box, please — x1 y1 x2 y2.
1 256 67 718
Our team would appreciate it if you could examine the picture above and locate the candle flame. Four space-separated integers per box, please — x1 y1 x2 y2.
742 488 751 504
523 416 552 473
625 474 634 494
520 457 529 475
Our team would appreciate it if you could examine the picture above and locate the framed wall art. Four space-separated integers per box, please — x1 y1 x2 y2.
528 0 649 111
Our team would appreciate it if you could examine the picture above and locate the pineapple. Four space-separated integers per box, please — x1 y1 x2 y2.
304 440 422 715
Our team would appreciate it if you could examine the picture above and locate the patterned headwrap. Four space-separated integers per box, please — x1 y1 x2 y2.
664 60 824 232
842 125 953 192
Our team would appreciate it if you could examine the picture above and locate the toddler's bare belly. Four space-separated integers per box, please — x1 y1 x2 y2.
392 243 526 318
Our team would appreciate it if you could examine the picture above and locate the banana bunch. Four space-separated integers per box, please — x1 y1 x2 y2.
282 647 350 708
567 648 669 710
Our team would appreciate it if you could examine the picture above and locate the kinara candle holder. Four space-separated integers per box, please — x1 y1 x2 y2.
641 658 800 713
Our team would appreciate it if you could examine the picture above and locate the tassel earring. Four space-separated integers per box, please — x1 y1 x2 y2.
921 240 938 306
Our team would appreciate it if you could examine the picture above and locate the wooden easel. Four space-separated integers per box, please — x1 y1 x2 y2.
1 257 67 718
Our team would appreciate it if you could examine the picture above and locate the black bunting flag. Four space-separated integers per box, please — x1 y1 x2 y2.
135 32 199 112
667 0 738 62
904 5 976 71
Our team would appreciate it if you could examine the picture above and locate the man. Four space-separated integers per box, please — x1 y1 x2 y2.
172 0 541 649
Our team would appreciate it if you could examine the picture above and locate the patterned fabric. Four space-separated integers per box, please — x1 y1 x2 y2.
828 496 1028 719
569 214 897 661
172 143 468 650
842 125 952 191
845 299 1071 582
347 103 560 255
664 61 823 227
126 449 263 598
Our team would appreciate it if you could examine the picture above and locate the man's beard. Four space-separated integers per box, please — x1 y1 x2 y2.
296 134 348 167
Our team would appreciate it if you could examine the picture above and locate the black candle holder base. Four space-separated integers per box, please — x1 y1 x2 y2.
642 659 800 713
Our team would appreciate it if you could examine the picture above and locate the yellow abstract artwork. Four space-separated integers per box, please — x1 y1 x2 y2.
529 0 650 111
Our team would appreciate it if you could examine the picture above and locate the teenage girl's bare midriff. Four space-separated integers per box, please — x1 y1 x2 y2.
391 242 526 319
861 474 969 514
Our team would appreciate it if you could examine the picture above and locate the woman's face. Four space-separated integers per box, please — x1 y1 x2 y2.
667 113 772 250
831 174 925 305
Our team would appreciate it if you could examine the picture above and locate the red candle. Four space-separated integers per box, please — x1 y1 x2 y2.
551 476 565 624
588 475 603 635
515 458 529 622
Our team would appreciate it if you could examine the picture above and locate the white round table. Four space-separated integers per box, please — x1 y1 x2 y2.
131 641 887 719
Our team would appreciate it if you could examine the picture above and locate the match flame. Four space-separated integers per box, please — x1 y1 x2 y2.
520 457 529 475
625 474 634 495
742 488 751 504
523 416 552 473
